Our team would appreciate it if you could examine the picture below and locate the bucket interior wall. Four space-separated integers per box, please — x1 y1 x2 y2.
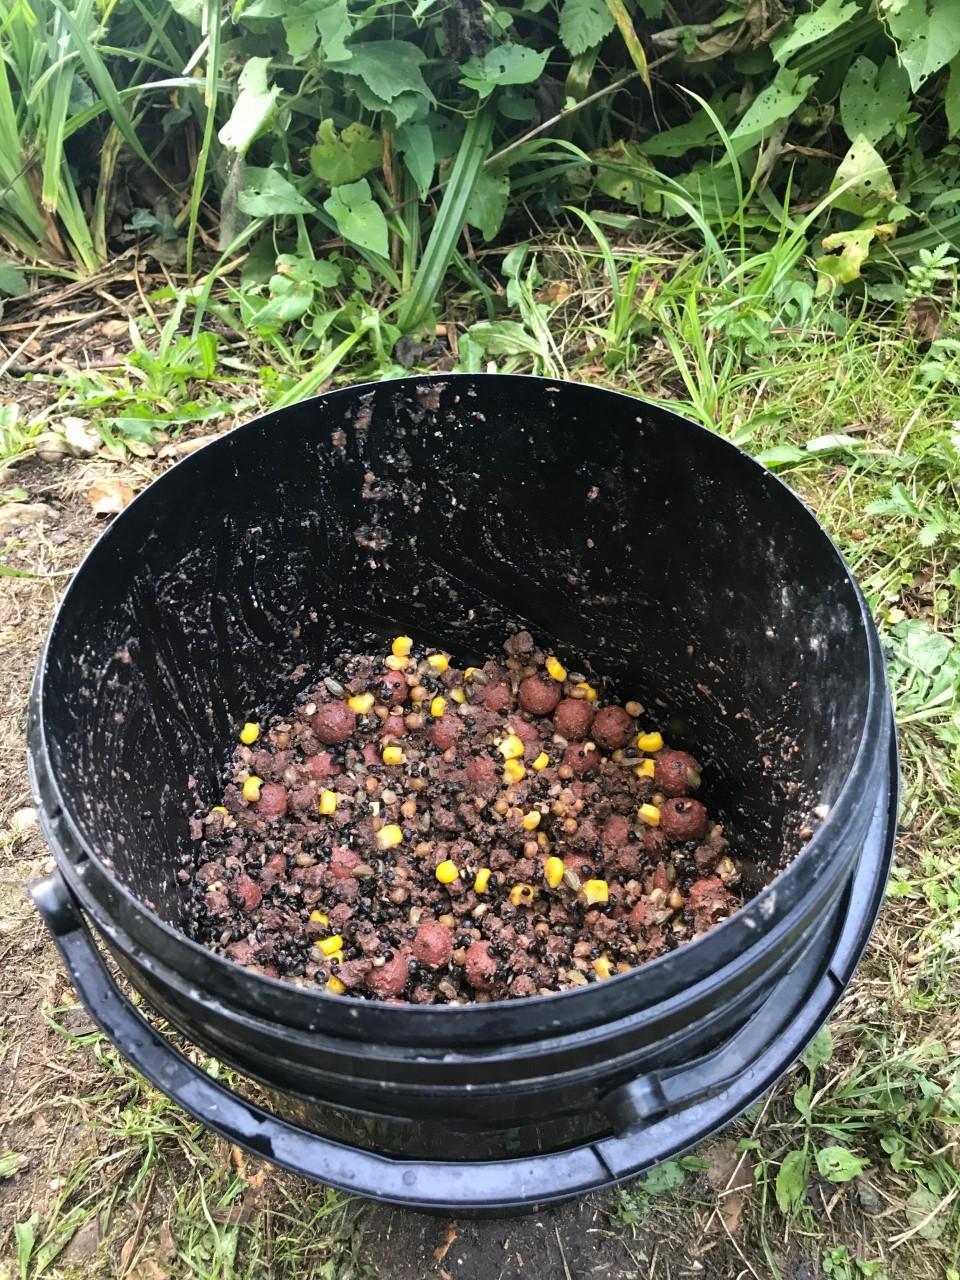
41 377 870 925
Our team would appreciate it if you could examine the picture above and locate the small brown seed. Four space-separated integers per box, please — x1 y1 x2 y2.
625 700 643 718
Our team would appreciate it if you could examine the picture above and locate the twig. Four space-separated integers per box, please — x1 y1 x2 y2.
554 1227 574 1280
120 1168 158 1276
0 317 48 378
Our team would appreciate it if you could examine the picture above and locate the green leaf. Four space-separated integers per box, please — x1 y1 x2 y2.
346 78 424 127
793 1080 812 1119
885 0 960 92
255 275 314 327
218 57 280 154
829 135 897 215
902 625 951 675
310 120 381 186
776 1150 810 1214
606 0 649 84
802 1026 834 1070
395 121 435 198
338 40 432 103
238 167 314 217
639 1160 686 1195
0 262 27 297
282 8 317 60
637 0 665 13
595 140 661 211
460 44 552 98
316 0 352 62
559 0 614 55
818 223 891 287
731 67 818 141
167 0 202 22
465 169 510 241
772 0 859 65
815 1146 869 1182
15 1213 37 1280
947 56 960 138
758 444 807 468
276 253 340 286
323 179 389 256
641 95 737 157
840 57 911 143
0 1151 23 1177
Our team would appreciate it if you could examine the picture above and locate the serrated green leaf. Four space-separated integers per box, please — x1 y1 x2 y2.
775 1150 810 1214
218 57 280 154
465 169 510 241
310 120 381 186
323 179 389 256
948 56 960 138
772 0 859 65
0 262 28 297
238 167 314 217
829 135 897 215
885 0 960 92
338 40 432 103
395 121 435 198
731 67 817 141
816 1146 868 1182
840 56 911 143
460 44 551 98
559 0 614 56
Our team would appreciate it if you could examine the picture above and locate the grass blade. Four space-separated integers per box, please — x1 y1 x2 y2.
186 0 222 278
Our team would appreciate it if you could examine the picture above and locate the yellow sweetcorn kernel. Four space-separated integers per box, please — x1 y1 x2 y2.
474 867 491 893
545 656 566 682
593 955 614 980
509 882 535 906
581 878 609 905
239 721 260 745
382 745 406 766
211 806 228 815
309 911 329 925
536 831 551 851
430 696 447 718
242 775 263 803
348 692 375 714
319 789 337 815
450 688 466 704
391 635 413 658
385 654 408 671
532 752 549 771
544 856 565 888
638 803 661 827
377 823 403 849
576 682 597 701
636 731 664 753
317 935 344 956
521 810 541 831
326 975 346 994
503 758 526 784
498 734 525 760
435 859 460 884
464 667 482 679
427 653 449 672
635 758 656 779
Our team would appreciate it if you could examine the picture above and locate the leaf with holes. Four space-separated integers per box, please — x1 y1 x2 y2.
323 179 389 256
465 169 510 241
559 0 614 54
218 58 280 154
885 0 960 91
337 40 432 103
310 120 381 186
238 167 314 217
815 1146 868 1182
840 57 911 143
460 44 551 98
829 135 897 215
772 0 859 65
731 67 817 142
775 1150 810 1214
817 224 892 288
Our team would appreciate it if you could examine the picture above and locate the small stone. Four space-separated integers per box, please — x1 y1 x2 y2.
11 807 38 836
62 417 99 457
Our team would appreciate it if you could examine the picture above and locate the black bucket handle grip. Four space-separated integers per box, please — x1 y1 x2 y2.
31 871 841 1211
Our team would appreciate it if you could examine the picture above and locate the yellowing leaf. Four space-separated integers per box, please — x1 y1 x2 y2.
86 477 135 516
309 120 381 186
829 134 897 214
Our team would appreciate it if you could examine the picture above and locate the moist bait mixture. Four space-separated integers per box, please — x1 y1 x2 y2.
183 634 742 1003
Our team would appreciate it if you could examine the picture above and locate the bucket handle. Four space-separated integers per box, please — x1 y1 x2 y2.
31 871 842 1210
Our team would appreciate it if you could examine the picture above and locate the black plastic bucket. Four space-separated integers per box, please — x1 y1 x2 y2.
29 374 897 1213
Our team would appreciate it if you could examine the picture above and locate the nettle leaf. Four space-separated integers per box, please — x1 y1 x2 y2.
815 1146 869 1183
338 40 432 103
829 135 897 215
323 179 389 256
465 168 510 240
775 1150 810 1213
238 167 314 217
886 0 960 92
460 44 551 98
218 57 280 154
772 0 859 65
840 57 911 144
395 121 435 199
642 94 737 157
310 120 381 186
559 0 614 56
947 56 960 138
731 67 817 142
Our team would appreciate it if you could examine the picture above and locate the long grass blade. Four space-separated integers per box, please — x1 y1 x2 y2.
186 0 222 278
